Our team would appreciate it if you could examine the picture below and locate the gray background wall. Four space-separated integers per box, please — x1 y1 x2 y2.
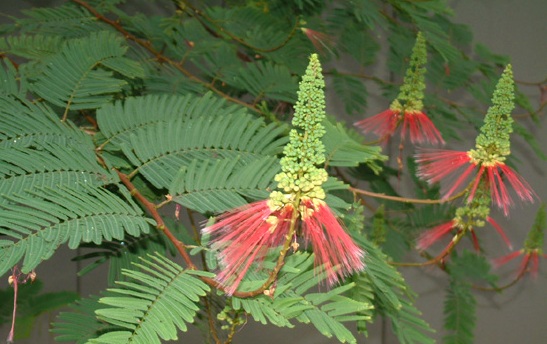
0 0 545 343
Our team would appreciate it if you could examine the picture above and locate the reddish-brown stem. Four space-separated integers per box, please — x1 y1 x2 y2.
473 266 527 292
177 0 299 54
203 296 222 344
71 0 259 114
349 186 466 204
115 168 288 298
115 170 196 269
7 268 18 344
391 230 464 268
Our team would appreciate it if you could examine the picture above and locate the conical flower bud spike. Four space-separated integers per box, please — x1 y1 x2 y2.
203 54 365 294
493 205 546 278
416 65 535 215
355 32 444 145
474 64 515 158
397 32 427 108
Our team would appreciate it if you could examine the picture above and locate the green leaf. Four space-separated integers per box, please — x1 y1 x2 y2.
170 156 279 214
111 105 287 189
332 73 368 116
97 93 249 148
351 235 435 343
52 295 111 343
91 253 213 343
17 4 100 37
443 281 476 344
32 31 144 112
0 143 115 203
447 251 498 287
0 185 152 275
323 118 386 170
0 34 63 59
0 59 27 96
223 61 299 103
231 252 373 343
75 229 174 286
339 20 380 64
0 94 89 148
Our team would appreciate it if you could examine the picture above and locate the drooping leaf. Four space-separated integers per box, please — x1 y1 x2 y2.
443 281 476 344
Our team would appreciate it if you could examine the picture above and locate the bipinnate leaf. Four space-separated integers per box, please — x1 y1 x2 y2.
90 253 213 343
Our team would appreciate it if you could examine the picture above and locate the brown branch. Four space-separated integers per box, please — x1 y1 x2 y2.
115 168 294 299
115 169 196 269
176 0 299 54
514 78 547 86
71 0 259 114
349 186 466 204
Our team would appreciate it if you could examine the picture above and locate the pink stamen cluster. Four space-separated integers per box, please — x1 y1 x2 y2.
415 149 534 216
203 197 365 295
355 107 444 145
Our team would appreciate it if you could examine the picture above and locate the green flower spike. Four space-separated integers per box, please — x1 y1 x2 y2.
493 204 547 277
204 54 365 295
392 31 427 113
271 53 328 205
469 64 515 164
416 64 535 216
355 32 444 145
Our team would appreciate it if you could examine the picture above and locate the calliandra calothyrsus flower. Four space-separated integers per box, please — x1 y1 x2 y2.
415 65 535 216
203 54 365 295
355 32 444 145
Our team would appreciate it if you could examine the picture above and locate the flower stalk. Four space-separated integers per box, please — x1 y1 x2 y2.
416 180 511 261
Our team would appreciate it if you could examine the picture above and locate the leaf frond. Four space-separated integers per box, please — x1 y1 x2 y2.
0 142 115 202
91 252 213 343
169 156 279 214
32 31 144 111
0 185 152 275
113 107 287 189
0 94 88 148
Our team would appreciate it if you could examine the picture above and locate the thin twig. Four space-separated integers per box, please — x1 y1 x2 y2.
115 169 197 269
349 186 466 204
177 0 299 53
71 0 259 114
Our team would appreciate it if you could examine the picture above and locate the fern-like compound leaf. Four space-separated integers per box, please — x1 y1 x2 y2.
32 31 144 112
169 156 279 214
0 185 153 275
90 253 213 343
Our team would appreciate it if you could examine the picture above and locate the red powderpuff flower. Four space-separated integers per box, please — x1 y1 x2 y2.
204 197 365 294
299 197 366 286
301 28 335 55
355 108 444 145
416 217 511 253
354 108 398 143
492 249 546 278
202 200 294 295
401 110 445 145
416 149 535 216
